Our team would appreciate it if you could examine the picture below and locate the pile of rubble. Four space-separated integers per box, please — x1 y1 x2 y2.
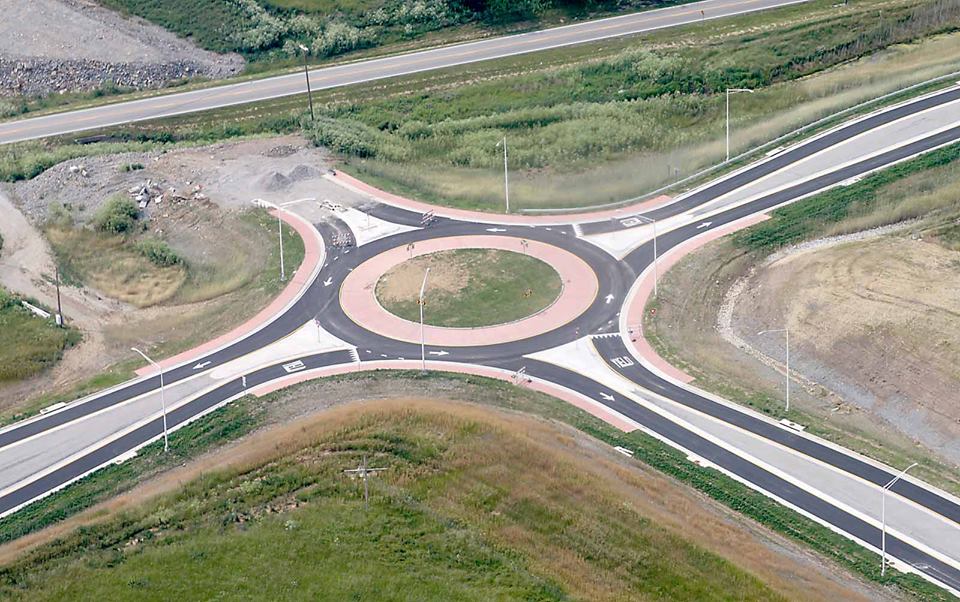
0 57 212 98
128 179 207 210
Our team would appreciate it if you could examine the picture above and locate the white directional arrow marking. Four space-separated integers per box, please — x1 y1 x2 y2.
323 277 333 286
485 227 507 233
604 294 615 304
193 360 212 370
428 350 449 356
696 221 712 229
599 392 615 402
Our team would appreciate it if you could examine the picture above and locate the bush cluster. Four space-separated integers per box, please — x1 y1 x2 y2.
134 239 184 267
93 195 140 235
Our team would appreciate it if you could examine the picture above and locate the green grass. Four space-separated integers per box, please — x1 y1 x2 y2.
0 397 787 601
0 289 81 382
733 141 960 251
376 249 562 327
0 363 137 427
93 0 664 64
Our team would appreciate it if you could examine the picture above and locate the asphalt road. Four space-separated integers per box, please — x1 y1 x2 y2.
1 13 960 593
0 0 806 145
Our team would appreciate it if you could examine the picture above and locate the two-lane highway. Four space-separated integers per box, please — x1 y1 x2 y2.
0 0 806 144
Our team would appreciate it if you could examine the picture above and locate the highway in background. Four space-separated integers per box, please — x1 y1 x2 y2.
0 0 807 145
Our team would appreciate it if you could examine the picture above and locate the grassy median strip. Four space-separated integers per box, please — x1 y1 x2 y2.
0 371 951 599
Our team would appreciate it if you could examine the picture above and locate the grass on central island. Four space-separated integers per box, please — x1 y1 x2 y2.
375 248 562 327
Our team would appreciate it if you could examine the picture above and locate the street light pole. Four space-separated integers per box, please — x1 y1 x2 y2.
419 268 431 372
757 328 789 412
497 137 510 214
881 462 918 576
298 44 315 122
254 199 286 282
726 88 754 162
131 347 169 453
637 216 658 297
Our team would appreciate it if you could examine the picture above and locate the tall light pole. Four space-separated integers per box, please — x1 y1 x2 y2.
757 328 789 412
636 216 658 297
253 199 286 282
726 88 754 162
131 347 169 453
496 137 509 214
881 462 918 576
297 44 315 122
418 268 431 372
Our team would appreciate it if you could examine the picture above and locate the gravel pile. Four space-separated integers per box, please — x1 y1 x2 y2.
0 0 243 98
0 57 222 98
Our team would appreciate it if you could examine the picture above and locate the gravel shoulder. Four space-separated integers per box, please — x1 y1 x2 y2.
0 0 242 97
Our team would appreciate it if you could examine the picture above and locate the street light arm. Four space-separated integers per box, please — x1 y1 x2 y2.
884 462 919 490
131 347 158 370
419 268 431 301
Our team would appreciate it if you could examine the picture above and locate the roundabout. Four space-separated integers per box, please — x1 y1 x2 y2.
4 84 960 595
338 235 600 347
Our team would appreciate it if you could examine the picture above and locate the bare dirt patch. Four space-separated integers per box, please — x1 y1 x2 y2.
376 250 474 302
734 234 960 464
0 0 242 97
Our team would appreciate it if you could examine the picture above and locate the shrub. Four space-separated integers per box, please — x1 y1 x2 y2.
120 163 144 172
135 239 184 267
311 21 373 57
93 195 140 234
303 116 383 157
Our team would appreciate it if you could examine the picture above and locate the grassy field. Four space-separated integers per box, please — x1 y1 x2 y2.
376 249 562 327
0 289 81 382
0 372 944 600
0 399 832 601
307 0 960 210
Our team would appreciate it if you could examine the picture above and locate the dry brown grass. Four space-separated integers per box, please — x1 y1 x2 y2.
0 397 888 601
46 227 186 307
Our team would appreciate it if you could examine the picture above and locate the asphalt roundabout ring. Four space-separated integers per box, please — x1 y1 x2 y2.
339 235 599 346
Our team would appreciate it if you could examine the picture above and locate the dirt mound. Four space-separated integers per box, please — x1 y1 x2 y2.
260 171 292 192
0 0 242 97
287 164 321 182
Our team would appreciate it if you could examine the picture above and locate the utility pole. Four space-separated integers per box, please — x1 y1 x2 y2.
726 88 754 162
131 347 169 452
54 265 63 328
757 328 789 412
881 463 917 576
298 44 315 122
343 456 386 508
497 137 510 214
418 268 431 372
